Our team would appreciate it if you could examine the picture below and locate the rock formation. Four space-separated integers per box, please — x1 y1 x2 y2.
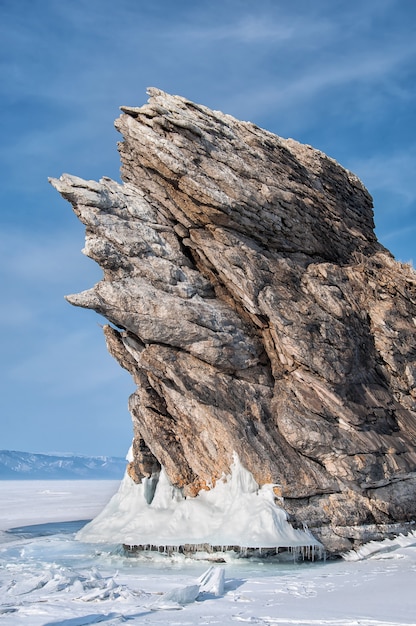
50 89 416 553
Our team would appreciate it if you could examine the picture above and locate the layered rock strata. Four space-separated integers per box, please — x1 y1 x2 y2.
51 89 416 553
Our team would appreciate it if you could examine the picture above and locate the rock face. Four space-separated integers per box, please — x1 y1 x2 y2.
51 89 416 553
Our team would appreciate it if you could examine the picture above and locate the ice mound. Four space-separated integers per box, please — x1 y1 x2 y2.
342 529 416 561
76 453 322 556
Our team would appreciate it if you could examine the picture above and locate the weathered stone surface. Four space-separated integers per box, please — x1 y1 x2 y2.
50 89 416 553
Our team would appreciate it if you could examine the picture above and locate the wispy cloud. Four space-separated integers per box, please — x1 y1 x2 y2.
165 14 330 46
379 223 416 244
0 227 101 350
7 327 128 396
218 25 416 125
0 228 100 290
351 148 416 210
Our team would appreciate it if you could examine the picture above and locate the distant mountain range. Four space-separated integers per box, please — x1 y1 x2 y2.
0 450 127 480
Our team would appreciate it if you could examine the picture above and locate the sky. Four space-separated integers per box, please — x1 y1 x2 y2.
1 0 415 457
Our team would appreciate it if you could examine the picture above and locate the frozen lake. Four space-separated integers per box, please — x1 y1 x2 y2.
1 480 415 625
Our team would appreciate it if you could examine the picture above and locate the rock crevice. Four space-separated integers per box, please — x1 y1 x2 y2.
51 89 416 553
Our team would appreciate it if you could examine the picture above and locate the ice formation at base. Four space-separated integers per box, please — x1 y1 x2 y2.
77 452 322 555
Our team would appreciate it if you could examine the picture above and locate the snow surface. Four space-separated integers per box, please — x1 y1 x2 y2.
77 453 322 553
1 480 416 625
0 480 120 531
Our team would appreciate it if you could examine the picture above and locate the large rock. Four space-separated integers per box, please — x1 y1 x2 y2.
50 89 416 553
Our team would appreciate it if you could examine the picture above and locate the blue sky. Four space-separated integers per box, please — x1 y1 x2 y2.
1 0 415 457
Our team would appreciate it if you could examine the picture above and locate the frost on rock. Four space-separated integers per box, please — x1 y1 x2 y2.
76 454 322 557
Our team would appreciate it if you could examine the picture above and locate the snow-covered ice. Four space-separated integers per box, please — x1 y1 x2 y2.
0 480 120 532
1 479 416 625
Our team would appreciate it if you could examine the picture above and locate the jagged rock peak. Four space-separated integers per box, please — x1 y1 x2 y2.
50 90 416 554
116 88 377 265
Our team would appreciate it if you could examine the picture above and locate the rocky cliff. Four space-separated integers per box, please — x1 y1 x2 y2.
51 89 416 553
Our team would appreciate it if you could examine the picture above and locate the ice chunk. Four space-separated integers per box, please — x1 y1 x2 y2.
150 583 200 610
197 566 225 596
